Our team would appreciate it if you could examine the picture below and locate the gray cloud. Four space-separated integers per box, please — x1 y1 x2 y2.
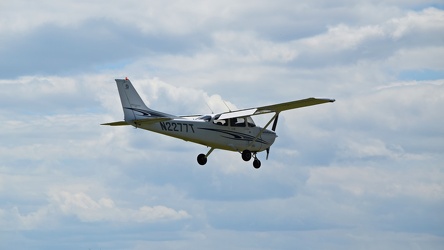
0 19 208 78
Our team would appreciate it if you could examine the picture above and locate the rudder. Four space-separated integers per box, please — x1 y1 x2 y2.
115 78 177 122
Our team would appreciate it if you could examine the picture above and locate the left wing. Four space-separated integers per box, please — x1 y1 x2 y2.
219 97 335 119
101 121 129 126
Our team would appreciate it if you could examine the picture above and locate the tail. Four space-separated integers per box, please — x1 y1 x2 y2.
115 78 177 122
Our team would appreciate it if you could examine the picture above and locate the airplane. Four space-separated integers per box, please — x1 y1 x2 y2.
102 78 335 169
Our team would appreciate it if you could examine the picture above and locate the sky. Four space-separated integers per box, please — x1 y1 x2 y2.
0 0 443 249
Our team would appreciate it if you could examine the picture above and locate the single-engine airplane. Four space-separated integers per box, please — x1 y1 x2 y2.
102 78 335 169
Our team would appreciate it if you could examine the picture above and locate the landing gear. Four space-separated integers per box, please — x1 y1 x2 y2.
240 150 261 169
197 148 262 168
253 158 261 169
197 154 207 165
197 148 215 166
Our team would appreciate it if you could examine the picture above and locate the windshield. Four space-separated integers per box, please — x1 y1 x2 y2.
246 116 256 127
196 115 211 122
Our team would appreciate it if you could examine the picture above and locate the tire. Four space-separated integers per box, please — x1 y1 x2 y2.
242 150 252 161
253 159 261 169
197 154 207 165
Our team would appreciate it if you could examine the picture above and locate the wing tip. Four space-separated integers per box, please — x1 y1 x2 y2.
310 98 335 103
318 98 335 103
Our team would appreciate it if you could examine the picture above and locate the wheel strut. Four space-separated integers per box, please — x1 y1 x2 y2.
197 148 215 166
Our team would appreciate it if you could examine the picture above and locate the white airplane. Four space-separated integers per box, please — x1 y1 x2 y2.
102 78 335 169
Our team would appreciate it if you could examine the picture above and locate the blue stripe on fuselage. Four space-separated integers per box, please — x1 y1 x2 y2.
198 128 269 144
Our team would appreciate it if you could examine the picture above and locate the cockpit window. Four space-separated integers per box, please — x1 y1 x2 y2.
230 117 246 127
213 118 228 126
246 116 256 127
212 114 255 127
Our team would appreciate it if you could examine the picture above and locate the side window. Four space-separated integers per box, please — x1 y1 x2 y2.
230 118 246 127
214 119 228 126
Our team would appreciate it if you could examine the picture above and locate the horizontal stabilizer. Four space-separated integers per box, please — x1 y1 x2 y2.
101 117 172 126
132 117 172 125
101 121 129 126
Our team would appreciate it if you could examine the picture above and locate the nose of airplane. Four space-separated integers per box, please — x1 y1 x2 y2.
264 129 278 143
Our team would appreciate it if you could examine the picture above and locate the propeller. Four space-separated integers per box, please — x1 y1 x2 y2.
271 114 279 131
266 114 279 160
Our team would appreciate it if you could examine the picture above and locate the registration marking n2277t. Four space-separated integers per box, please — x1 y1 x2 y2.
160 122 195 133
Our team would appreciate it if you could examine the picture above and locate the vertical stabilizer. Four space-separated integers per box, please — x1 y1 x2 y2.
116 78 149 121
115 78 176 122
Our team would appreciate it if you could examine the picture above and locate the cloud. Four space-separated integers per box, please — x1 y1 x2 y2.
2 2 441 79
307 165 444 199
2 76 443 249
50 191 190 223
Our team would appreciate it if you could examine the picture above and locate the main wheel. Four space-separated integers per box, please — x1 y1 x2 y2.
242 150 252 161
197 154 207 165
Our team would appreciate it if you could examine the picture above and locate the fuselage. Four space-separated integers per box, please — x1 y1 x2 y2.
134 114 277 152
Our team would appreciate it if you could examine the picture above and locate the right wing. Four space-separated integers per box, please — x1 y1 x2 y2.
255 97 335 114
218 98 335 120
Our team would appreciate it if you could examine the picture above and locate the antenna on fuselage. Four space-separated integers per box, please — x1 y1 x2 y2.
223 100 232 112
206 102 214 114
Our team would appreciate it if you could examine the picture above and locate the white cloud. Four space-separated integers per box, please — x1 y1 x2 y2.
0 191 190 231
386 47 444 70
0 206 54 230
212 31 299 63
388 7 444 39
301 24 385 51
307 165 444 199
50 191 190 223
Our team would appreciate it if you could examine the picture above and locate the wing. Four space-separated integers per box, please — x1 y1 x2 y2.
218 98 335 120
101 121 129 126
255 97 335 114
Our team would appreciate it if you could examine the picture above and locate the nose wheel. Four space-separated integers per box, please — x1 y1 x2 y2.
253 158 261 169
